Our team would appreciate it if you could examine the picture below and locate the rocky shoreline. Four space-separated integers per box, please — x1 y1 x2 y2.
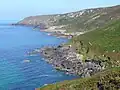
29 45 106 77
12 23 85 39
13 21 106 77
13 22 107 77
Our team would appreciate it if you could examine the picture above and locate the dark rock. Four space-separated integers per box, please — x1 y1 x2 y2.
39 45 105 77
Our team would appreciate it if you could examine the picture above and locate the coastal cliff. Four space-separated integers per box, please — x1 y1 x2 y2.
17 5 120 33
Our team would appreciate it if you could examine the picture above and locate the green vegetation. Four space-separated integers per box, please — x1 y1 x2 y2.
70 20 120 67
54 5 120 32
38 20 120 90
38 67 120 90
71 20 120 51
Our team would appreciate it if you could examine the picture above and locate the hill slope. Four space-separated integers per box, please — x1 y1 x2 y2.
37 19 120 90
18 5 120 32
70 20 120 66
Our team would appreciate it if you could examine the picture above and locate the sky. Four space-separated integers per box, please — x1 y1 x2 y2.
0 0 120 21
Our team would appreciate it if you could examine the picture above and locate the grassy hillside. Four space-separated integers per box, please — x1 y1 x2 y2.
55 5 120 32
38 20 120 90
18 5 120 32
38 67 120 90
69 20 120 67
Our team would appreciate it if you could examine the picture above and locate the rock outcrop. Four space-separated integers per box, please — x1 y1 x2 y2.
31 45 106 77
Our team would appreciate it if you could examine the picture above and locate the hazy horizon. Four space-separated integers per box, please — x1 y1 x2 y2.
0 0 120 21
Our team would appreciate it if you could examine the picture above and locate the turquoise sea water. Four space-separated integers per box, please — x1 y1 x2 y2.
0 24 77 90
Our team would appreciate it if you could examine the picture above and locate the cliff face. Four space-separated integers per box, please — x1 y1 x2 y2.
18 5 120 32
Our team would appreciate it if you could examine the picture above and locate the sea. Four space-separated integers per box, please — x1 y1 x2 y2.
0 22 77 90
